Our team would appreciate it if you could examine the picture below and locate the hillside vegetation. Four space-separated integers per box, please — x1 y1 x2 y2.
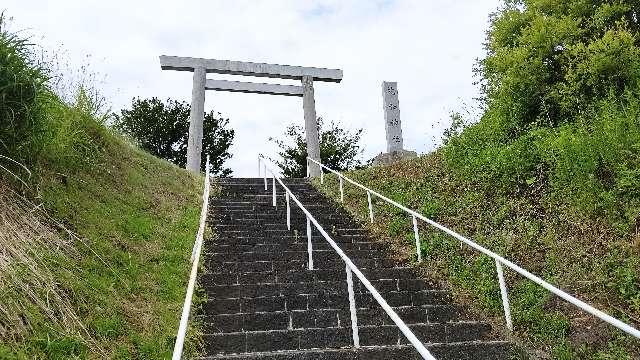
316 1 640 359
1 15 203 358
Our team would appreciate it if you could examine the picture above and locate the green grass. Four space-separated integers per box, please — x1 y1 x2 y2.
1 128 205 359
313 151 640 359
1 15 209 358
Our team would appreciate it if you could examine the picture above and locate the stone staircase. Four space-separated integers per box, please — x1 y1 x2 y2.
197 178 510 359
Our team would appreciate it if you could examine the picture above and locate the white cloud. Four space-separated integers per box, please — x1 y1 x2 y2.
3 0 501 176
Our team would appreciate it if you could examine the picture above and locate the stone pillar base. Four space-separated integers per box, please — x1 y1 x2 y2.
372 149 417 167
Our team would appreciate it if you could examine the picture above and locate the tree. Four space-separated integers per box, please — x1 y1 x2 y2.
477 0 640 140
113 97 235 176
269 118 364 177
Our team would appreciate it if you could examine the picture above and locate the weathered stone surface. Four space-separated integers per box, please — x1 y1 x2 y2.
205 79 303 97
186 66 206 172
302 76 321 177
382 81 403 153
372 149 418 167
159 55 343 83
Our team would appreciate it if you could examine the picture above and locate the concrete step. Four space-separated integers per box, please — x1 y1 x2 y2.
196 342 511 360
201 278 440 299
204 249 388 263
201 267 422 287
199 305 463 333
203 258 404 273
204 241 388 254
201 289 452 313
201 323 493 354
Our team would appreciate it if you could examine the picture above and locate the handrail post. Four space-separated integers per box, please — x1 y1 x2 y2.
263 164 267 191
496 259 513 331
367 191 373 223
306 158 310 178
320 168 324 184
272 177 276 207
412 215 422 263
345 264 360 348
286 192 291 230
306 216 314 270
339 176 344 203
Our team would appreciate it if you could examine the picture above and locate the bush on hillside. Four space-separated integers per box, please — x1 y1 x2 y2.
0 13 49 163
113 97 235 176
269 118 364 177
446 0 640 218
0 14 104 183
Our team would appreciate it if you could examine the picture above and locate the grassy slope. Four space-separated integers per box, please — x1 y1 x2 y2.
313 153 640 359
1 128 204 359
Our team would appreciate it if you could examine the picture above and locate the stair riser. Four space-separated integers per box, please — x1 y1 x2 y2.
204 242 387 254
201 280 437 298
205 250 388 263
200 306 460 333
203 322 491 354
201 290 451 311
196 342 511 360
204 258 403 273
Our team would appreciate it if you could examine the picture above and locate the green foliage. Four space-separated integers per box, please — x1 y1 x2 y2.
0 14 108 185
37 135 203 359
0 12 48 161
478 0 640 136
113 97 235 176
447 0 640 216
269 117 364 177
0 14 205 359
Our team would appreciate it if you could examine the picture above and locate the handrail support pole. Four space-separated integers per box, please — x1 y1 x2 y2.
306 216 314 270
496 259 513 331
263 164 267 190
339 176 344 203
346 264 360 348
367 191 373 223
272 177 276 207
286 192 291 230
412 215 422 263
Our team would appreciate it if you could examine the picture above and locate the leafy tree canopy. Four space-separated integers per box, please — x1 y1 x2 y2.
444 0 640 214
478 0 640 139
113 97 234 176
269 118 364 177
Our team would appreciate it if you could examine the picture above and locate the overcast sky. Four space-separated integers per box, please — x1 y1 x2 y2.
4 0 502 176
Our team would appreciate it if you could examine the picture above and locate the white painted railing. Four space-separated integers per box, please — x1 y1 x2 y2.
172 156 211 360
259 156 436 360
307 157 640 340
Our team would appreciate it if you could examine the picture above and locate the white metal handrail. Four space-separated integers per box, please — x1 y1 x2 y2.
259 156 436 360
172 156 211 360
307 157 640 340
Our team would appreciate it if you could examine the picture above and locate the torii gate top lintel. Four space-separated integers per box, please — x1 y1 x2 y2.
159 55 343 83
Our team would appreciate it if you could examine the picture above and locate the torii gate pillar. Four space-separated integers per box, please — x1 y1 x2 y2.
159 56 342 177
302 76 321 177
187 67 206 172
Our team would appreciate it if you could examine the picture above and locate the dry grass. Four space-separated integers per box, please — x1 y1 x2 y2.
0 182 101 353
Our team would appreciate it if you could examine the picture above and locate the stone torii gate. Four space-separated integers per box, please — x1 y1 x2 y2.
159 56 343 177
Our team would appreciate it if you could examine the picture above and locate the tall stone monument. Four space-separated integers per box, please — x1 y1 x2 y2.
373 81 417 166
